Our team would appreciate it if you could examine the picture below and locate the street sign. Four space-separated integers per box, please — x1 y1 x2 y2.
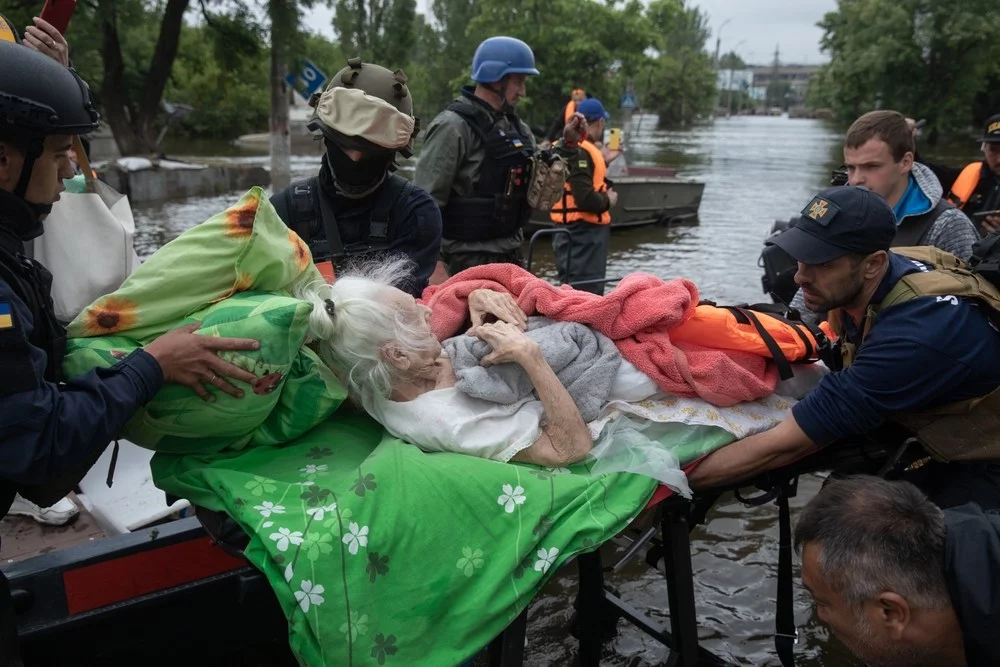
620 93 638 110
285 60 328 101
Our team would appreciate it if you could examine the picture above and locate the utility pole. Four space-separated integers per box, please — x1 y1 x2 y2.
623 78 634 139
768 43 780 111
712 18 731 116
268 0 293 192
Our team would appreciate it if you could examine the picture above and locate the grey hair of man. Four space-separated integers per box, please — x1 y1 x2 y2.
793 475 951 613
290 255 439 407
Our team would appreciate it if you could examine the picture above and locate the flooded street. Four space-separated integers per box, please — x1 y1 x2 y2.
134 116 860 666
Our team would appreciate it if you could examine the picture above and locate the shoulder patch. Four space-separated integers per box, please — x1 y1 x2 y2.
0 302 13 330
578 160 590 168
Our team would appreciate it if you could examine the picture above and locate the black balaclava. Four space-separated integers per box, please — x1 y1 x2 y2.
322 141 395 199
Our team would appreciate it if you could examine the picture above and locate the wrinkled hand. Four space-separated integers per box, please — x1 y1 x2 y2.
982 214 1000 235
468 288 527 330
469 322 539 367
607 188 619 207
23 18 69 67
563 112 588 145
144 324 261 401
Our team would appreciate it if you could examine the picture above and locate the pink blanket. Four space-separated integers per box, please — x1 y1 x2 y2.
420 265 778 406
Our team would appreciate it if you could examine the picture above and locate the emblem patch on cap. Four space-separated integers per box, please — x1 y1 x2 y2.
802 197 838 226
989 120 1000 135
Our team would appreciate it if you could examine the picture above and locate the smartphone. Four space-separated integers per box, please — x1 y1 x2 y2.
973 210 1000 222
607 128 622 151
40 0 77 35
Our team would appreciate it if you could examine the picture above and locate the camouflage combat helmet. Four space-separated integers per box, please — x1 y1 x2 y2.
307 57 420 158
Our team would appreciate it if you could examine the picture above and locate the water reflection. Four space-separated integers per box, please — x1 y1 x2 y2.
137 115 884 666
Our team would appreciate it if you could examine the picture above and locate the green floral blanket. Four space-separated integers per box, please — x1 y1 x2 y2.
59 188 674 665
152 412 657 666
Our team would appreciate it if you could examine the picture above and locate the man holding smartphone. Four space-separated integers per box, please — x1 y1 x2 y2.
911 114 1000 236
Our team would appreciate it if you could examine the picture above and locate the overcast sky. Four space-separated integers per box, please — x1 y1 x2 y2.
303 0 837 66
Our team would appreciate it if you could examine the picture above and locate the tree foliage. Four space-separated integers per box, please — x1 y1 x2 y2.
718 51 746 71
333 0 416 68
809 0 1000 141
5 0 720 151
636 0 717 127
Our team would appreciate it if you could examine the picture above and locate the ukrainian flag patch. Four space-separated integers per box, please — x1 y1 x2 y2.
0 302 13 330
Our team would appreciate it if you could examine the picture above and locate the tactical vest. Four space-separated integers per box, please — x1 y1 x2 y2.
828 246 1000 462
0 245 66 383
550 140 611 226
283 172 413 274
440 101 534 243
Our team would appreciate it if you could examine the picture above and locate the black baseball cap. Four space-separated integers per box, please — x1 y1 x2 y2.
982 113 1000 143
765 186 897 264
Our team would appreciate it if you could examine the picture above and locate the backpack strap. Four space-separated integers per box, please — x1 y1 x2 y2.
285 176 347 264
287 176 320 242
367 173 413 243
891 198 952 248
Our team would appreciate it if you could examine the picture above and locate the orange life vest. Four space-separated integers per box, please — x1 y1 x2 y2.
549 140 610 225
671 304 835 379
946 162 983 210
563 100 577 125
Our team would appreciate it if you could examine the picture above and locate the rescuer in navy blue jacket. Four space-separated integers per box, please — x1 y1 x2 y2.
0 39 269 664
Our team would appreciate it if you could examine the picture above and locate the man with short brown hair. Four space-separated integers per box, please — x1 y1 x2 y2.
842 110 976 259
789 110 979 319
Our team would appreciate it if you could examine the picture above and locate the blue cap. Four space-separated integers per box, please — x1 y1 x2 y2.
765 186 897 264
576 98 609 122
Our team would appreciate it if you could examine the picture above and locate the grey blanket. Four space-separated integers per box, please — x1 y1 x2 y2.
443 317 622 422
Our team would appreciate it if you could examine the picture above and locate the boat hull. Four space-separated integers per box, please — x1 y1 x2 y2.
529 176 705 231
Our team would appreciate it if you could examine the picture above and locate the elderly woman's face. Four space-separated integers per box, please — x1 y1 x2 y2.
382 287 442 377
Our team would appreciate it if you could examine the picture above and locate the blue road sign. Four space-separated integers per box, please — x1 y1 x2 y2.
620 93 638 110
285 60 328 101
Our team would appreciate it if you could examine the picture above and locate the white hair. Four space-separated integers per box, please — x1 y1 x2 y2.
290 255 437 406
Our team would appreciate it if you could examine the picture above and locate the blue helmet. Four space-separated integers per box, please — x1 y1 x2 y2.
471 36 539 84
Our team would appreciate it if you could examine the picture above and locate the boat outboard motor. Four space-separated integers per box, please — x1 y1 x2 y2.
760 217 801 305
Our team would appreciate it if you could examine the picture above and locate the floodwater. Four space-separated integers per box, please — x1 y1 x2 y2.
132 116 979 666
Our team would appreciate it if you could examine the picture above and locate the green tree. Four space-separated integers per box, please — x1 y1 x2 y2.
815 0 1000 140
165 22 269 140
638 0 716 127
718 51 746 71
333 0 417 68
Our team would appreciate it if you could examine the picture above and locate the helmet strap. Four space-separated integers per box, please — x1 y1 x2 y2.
13 136 44 201
497 76 516 114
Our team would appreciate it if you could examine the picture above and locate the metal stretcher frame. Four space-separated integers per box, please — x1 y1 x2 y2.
481 436 897 667
565 436 895 667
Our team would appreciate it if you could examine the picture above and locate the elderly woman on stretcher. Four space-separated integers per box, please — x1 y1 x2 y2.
300 258 820 496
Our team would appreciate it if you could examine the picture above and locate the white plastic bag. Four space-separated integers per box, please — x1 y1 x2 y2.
32 137 139 322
